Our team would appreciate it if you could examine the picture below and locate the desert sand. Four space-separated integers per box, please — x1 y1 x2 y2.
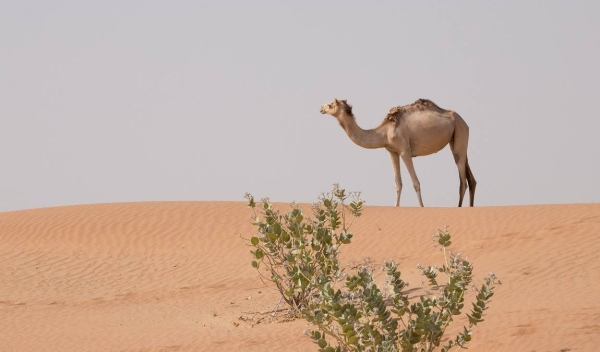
1 201 599 351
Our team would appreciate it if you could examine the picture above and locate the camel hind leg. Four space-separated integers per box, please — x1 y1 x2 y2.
465 157 477 206
449 130 468 207
450 146 468 207
448 117 471 207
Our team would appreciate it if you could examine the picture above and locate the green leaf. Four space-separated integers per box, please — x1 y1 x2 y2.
348 336 359 345
251 261 258 269
317 339 327 348
250 236 259 246
273 222 282 234
255 249 264 259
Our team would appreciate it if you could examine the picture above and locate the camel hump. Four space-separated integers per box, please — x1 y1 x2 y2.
415 98 436 106
385 98 442 122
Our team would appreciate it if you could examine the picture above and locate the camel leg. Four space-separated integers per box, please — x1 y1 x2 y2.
449 140 468 207
400 154 424 207
456 157 468 207
465 157 477 206
388 151 402 206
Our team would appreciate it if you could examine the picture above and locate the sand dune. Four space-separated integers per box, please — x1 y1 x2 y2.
1 201 599 351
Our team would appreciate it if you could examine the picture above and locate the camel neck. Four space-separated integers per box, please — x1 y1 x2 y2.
338 113 386 149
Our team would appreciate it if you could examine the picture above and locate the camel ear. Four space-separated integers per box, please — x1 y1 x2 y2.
334 98 339 103
341 99 347 104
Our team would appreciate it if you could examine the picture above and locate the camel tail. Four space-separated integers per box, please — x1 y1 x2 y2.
466 157 477 206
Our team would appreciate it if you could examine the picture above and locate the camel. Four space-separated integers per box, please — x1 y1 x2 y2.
320 98 476 207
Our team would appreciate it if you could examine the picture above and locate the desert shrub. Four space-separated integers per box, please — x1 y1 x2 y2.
245 184 363 311
245 186 498 351
304 227 498 352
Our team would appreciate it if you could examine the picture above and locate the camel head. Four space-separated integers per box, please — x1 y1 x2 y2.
320 98 353 119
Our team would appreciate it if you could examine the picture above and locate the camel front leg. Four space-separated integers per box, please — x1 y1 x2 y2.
400 154 424 207
388 151 402 206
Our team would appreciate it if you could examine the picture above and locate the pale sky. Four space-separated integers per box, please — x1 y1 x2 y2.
2 1 599 212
